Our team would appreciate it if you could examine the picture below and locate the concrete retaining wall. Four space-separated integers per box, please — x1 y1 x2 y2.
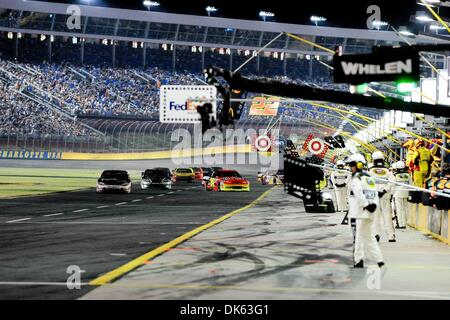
408 203 450 245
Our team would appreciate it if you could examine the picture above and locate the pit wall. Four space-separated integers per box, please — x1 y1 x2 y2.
408 203 450 245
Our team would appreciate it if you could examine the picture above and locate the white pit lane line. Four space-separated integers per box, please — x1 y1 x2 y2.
44 213 64 217
6 218 31 223
131 199 143 202
73 209 89 213
0 281 90 287
96 205 109 209
157 194 165 197
146 196 154 199
115 202 127 206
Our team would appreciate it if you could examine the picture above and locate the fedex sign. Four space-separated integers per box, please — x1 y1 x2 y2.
160 86 217 123
169 101 188 111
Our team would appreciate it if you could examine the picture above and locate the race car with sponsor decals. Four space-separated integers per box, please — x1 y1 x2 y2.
206 169 250 192
96 170 132 194
173 168 195 182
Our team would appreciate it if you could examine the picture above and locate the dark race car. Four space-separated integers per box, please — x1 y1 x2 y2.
96 170 132 194
140 168 172 190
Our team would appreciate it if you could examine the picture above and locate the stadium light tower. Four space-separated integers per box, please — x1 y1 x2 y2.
206 6 218 16
310 15 327 26
259 11 275 22
143 1 160 11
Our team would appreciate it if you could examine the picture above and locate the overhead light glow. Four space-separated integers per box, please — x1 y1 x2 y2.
416 15 434 22
417 0 439 7
206 6 218 12
143 1 160 7
396 81 417 93
430 24 446 30
259 11 275 17
399 30 415 36
372 20 388 27
310 15 327 22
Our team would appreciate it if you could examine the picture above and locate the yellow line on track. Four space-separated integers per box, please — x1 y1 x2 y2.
89 187 275 285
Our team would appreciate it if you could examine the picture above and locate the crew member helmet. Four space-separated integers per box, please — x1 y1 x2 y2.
345 153 366 166
396 161 406 170
372 151 384 162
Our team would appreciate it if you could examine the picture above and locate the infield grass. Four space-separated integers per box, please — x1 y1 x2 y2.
0 168 141 199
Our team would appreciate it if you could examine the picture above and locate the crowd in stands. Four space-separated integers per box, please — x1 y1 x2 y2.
0 59 347 118
0 59 202 119
0 80 95 137
0 39 355 140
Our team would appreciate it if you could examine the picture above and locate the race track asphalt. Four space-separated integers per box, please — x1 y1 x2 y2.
0 159 271 299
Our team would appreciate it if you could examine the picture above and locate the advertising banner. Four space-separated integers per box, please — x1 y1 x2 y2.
0 150 63 160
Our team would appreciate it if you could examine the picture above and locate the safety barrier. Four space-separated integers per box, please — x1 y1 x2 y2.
61 144 252 161
0 119 314 154
408 203 450 245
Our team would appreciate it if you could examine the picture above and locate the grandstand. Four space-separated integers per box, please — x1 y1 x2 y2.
0 0 446 153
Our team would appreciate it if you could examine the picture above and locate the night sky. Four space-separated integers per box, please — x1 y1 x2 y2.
37 0 448 31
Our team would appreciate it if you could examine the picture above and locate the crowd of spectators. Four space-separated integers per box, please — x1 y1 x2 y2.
0 40 354 140
0 80 95 137
0 59 202 119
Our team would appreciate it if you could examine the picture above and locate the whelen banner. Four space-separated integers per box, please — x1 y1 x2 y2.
0 150 62 160
333 52 420 84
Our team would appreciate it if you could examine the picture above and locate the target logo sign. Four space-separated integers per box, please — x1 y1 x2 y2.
308 138 324 154
255 135 272 152
251 134 274 152
307 138 329 158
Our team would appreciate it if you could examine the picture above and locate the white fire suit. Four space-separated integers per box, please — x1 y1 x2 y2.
369 166 396 241
348 171 384 265
330 170 350 212
392 170 412 228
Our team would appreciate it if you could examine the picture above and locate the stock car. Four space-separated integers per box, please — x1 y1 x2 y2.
257 168 267 183
140 168 172 190
96 170 132 194
191 167 204 181
205 169 250 192
201 167 213 178
261 169 285 185
201 167 224 188
173 168 195 182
